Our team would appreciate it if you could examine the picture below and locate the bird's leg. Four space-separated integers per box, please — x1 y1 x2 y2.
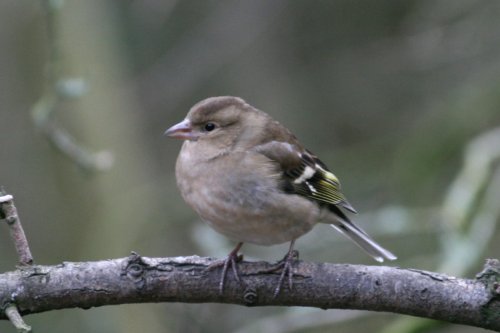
273 239 298 297
208 242 244 295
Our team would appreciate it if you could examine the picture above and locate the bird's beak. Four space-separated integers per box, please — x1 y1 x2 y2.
164 119 197 141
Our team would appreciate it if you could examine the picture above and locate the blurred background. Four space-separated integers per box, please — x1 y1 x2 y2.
1 0 500 332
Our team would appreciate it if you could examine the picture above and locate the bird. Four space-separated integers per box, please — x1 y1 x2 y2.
165 96 396 296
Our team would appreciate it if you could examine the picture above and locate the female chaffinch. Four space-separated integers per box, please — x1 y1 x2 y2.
165 96 396 296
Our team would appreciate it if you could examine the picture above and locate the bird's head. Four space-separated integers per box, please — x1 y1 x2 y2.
165 96 266 149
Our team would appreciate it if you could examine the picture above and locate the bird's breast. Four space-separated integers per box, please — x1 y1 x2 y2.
175 148 321 245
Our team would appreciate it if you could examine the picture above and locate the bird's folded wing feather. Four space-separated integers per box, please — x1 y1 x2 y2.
251 140 356 213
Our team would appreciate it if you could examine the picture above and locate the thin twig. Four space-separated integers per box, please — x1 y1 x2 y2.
4 305 32 333
0 195 33 266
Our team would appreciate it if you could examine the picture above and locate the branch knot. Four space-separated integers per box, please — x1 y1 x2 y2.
476 259 500 298
243 287 258 306
123 252 148 288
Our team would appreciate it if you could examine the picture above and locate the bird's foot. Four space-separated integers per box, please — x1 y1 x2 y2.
257 240 298 298
272 248 299 298
208 242 244 295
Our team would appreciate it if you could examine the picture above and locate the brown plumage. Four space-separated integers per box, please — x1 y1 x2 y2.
166 96 396 295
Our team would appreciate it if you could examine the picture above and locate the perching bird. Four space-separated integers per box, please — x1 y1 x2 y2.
165 96 396 296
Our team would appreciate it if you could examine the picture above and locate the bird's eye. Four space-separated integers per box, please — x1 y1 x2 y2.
204 122 216 132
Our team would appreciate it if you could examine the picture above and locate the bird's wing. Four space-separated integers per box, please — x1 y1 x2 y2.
251 141 357 213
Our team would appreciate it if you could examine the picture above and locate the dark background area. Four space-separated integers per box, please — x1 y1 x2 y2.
1 1 500 332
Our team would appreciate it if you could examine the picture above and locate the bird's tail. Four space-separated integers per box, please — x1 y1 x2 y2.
326 206 397 262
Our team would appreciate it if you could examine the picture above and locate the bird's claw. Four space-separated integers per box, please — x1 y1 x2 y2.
209 242 244 295
256 246 299 298
273 249 299 298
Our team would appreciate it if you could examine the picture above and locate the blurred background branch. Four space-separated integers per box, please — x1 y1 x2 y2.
31 0 113 172
383 127 500 333
440 127 500 275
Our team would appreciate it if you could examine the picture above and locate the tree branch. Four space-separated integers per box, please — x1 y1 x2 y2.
0 194 33 266
1 253 499 331
4 305 31 333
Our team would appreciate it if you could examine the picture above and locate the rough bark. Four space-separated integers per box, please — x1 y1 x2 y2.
1 253 499 331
